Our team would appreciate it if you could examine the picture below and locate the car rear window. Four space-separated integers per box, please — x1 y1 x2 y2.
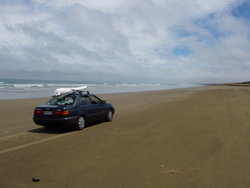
46 94 77 106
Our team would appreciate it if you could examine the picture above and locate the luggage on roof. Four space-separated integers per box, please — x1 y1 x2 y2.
53 86 87 96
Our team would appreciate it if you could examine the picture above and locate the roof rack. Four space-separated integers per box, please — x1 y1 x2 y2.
79 90 90 95
85 91 90 94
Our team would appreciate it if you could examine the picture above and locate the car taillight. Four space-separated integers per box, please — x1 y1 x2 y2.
34 109 69 116
62 110 69 115
34 109 43 115
52 110 69 116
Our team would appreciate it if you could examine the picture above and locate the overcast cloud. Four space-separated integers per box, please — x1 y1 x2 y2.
0 0 249 83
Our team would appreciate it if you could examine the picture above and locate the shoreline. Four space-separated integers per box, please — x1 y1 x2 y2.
0 84 204 101
3 82 249 101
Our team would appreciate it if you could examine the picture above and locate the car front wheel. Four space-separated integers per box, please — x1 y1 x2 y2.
74 116 86 130
106 110 113 122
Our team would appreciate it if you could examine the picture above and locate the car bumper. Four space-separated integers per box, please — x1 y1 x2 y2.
33 115 78 127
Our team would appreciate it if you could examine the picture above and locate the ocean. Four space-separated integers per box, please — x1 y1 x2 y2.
0 79 202 100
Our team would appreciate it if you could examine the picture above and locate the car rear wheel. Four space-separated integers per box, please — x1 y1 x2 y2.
106 110 113 122
74 116 86 130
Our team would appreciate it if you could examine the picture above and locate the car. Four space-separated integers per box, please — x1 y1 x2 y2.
33 87 115 130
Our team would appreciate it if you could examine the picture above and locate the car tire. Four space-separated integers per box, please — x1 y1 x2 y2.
74 116 86 130
106 110 113 122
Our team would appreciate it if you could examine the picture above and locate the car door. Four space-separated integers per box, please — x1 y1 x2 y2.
88 95 107 120
79 95 96 122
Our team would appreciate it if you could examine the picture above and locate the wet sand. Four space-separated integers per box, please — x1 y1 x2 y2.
1 86 250 188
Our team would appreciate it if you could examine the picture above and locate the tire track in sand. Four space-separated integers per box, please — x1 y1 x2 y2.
0 132 73 155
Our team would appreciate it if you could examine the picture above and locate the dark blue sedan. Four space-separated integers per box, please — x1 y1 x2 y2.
33 90 115 130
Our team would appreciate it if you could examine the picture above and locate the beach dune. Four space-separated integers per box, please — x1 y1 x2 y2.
0 86 250 188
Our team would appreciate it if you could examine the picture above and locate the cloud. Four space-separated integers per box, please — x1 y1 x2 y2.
0 0 249 83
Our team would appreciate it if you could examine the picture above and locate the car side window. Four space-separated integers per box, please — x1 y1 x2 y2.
80 96 91 106
89 95 102 104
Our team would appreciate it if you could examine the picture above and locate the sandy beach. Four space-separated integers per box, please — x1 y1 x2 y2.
0 85 250 188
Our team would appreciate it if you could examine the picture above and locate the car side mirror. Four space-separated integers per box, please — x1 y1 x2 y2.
102 100 106 104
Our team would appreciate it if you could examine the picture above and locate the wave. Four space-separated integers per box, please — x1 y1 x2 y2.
46 83 83 87
13 84 45 88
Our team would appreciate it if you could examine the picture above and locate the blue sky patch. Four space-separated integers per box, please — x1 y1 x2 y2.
173 13 227 40
173 46 193 56
172 25 215 43
232 1 250 19
194 16 226 39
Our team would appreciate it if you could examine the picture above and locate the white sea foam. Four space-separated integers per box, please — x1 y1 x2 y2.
46 83 81 87
13 84 44 88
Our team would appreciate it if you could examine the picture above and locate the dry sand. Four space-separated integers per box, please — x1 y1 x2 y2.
0 86 250 188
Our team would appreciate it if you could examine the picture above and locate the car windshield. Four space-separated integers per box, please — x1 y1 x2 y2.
46 94 77 106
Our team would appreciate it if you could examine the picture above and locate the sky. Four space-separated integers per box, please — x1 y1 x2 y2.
0 0 250 84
